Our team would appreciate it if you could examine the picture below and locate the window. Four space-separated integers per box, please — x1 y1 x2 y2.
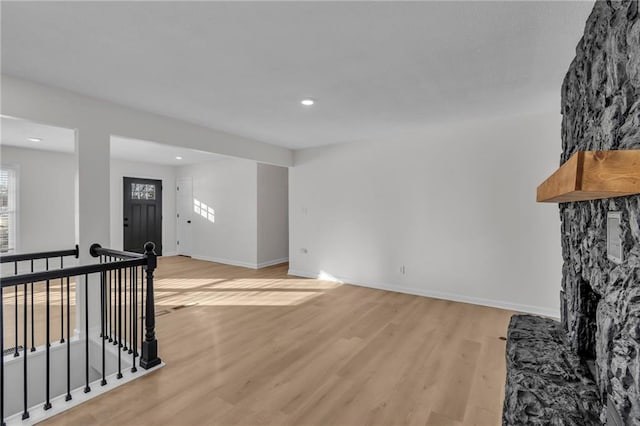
0 167 17 253
193 199 215 223
131 183 156 200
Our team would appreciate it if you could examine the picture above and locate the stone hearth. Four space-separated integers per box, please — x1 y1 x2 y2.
503 315 601 425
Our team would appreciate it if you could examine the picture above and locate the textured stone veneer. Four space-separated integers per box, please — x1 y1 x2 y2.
560 1 640 423
503 315 601 425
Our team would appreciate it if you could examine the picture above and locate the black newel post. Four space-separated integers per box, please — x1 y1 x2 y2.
140 242 161 369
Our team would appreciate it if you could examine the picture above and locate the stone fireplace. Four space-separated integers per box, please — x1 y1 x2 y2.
561 199 640 423
504 1 640 425
561 0 640 422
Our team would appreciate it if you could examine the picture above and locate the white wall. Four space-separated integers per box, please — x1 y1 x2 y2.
110 159 177 255
178 158 258 268
0 146 76 252
1 144 287 270
0 147 178 256
289 111 563 317
257 163 289 267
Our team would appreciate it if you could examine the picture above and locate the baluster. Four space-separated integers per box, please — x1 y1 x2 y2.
101 270 107 386
134 266 139 357
14 261 19 357
129 267 133 353
60 256 64 343
128 267 133 354
44 278 51 410
140 264 144 362
117 268 122 379
123 267 128 352
1 286 5 426
65 276 71 402
99 256 103 339
134 266 143 357
131 266 137 372
84 274 90 394
140 242 161 369
108 264 112 343
128 266 132 353
30 259 34 352
111 257 116 345
22 281 29 420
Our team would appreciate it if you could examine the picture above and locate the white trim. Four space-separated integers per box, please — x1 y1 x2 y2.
192 254 258 269
0 163 19 253
257 257 289 268
185 255 289 270
161 251 178 257
4 359 164 426
287 269 560 319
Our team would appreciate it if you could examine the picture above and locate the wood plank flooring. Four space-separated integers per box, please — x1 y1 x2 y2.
42 256 513 426
3 280 77 350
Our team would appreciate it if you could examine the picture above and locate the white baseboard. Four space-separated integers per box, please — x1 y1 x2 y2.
192 254 258 270
191 255 289 270
257 257 289 268
287 269 560 319
161 251 178 257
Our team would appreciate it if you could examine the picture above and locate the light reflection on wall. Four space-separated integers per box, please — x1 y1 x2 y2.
193 199 215 223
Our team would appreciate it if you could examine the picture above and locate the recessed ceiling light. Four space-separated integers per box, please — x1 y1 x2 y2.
27 137 42 142
175 156 183 160
300 99 315 106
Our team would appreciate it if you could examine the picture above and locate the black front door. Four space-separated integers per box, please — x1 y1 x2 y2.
123 177 162 255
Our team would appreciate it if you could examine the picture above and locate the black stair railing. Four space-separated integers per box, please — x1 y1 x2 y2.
0 243 160 424
0 246 79 422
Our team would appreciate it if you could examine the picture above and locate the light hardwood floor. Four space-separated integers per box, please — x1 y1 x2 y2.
3 280 77 350
43 256 513 426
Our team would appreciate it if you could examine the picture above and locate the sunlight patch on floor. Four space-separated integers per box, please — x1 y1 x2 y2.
155 277 341 292
154 290 322 306
203 278 341 291
154 278 223 289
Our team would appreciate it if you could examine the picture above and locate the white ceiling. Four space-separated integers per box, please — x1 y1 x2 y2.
0 116 225 166
0 116 74 154
1 1 594 149
110 135 225 166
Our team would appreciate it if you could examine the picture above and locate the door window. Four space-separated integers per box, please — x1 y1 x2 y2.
131 183 156 200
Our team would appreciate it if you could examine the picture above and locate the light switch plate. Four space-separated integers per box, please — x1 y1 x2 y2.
607 211 623 264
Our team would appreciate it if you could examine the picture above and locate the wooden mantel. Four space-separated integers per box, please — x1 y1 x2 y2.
537 150 640 203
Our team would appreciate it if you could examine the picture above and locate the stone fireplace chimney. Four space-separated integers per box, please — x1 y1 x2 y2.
559 0 640 423
503 2 640 425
